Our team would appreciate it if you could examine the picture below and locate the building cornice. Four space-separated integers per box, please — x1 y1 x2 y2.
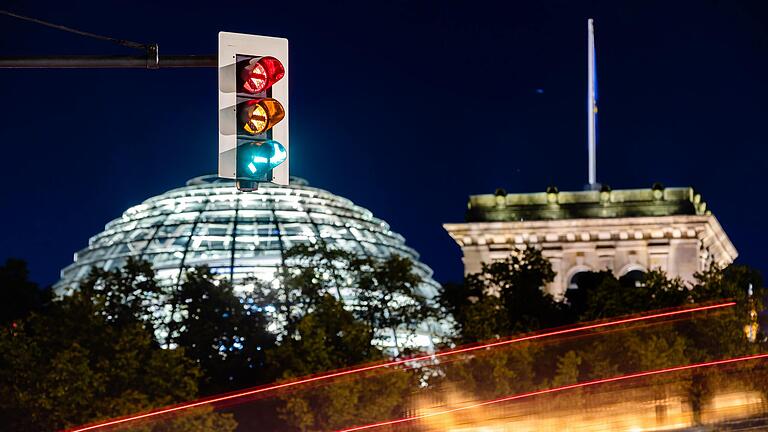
444 213 737 266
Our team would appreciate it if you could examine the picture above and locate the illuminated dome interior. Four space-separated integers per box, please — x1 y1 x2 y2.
57 175 439 299
54 175 446 349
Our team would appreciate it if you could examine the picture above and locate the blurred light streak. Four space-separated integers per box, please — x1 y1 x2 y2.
336 352 768 432
65 301 735 432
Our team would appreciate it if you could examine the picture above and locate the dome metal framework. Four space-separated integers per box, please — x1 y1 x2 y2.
57 176 439 298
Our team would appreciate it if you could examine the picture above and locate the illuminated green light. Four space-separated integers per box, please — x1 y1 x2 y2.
236 140 287 182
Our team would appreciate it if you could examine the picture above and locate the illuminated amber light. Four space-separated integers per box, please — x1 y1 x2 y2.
242 98 285 134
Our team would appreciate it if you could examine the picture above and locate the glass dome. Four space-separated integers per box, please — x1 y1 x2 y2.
56 175 440 300
55 175 445 349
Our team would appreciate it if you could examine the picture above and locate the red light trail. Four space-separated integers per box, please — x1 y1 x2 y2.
66 301 734 432
336 352 768 432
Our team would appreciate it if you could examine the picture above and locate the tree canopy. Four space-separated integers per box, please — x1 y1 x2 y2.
438 247 767 424
267 293 414 431
0 260 235 431
250 243 435 430
0 244 438 430
2 244 765 430
439 248 561 342
0 258 50 325
168 266 275 395
258 243 438 354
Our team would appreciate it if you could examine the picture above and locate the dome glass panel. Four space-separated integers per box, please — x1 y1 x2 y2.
55 175 443 348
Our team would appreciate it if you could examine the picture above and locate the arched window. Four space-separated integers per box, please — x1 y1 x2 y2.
568 271 590 290
621 269 646 288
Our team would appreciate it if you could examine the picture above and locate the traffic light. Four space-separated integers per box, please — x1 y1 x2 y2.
218 33 289 190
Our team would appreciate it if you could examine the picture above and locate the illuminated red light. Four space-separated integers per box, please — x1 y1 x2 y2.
242 56 284 94
64 302 736 432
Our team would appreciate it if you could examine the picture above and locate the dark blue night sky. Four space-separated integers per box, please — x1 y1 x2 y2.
1 1 767 286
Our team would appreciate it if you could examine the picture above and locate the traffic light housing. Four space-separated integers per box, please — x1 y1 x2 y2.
219 33 289 190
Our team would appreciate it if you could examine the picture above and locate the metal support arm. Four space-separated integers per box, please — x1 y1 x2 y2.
0 55 216 68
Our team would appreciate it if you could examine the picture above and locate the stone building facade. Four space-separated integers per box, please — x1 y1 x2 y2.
443 185 737 297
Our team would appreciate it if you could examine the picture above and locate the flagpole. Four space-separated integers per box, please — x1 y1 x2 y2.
587 18 597 188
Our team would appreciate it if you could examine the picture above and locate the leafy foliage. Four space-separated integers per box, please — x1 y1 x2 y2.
122 406 239 432
262 243 438 354
566 269 689 321
7 238 763 430
0 258 50 325
440 248 767 425
0 259 240 431
268 294 381 377
237 243 436 430
0 241 438 430
76 258 165 331
355 254 433 351
440 248 560 342
447 343 539 399
168 267 275 395
0 280 234 431
551 350 582 387
267 294 413 431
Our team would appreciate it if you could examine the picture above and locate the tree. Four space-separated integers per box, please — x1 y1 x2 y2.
252 243 357 342
268 294 380 377
354 254 434 353
267 294 412 431
439 248 767 425
444 342 540 400
76 258 165 331
241 243 437 430
168 267 275 395
123 406 239 432
0 286 235 431
0 258 50 325
564 269 689 322
689 264 765 352
454 295 510 342
0 260 240 431
551 350 582 387
434 250 559 402
440 247 560 343
282 243 356 301
270 243 438 354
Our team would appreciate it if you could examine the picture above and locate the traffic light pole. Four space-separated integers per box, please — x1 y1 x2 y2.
0 10 215 69
0 55 216 69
